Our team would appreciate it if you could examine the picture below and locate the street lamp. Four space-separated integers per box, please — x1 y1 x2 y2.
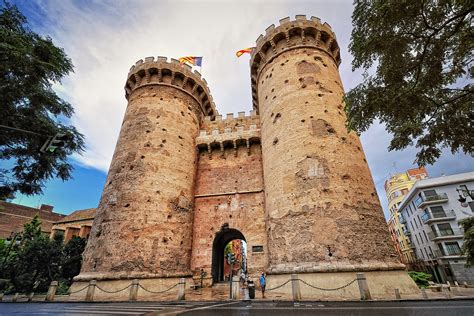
456 185 474 206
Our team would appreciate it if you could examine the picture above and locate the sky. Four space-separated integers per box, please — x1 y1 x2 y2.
8 0 474 217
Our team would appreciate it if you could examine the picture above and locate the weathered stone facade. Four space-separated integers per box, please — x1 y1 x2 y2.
76 16 418 298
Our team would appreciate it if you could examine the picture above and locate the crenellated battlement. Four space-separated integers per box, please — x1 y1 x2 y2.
125 56 218 119
201 110 260 132
196 110 261 156
250 15 341 112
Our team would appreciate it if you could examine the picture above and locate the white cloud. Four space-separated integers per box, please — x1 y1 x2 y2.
35 0 473 217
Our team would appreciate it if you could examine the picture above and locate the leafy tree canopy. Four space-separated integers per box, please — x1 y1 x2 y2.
0 2 84 199
346 1 473 165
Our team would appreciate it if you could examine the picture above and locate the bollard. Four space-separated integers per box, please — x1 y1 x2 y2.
442 286 451 299
463 281 468 288
356 273 372 301
231 275 240 300
177 278 186 301
394 288 401 299
85 280 97 301
421 288 428 299
46 281 58 302
454 281 459 287
291 274 301 301
27 292 34 302
12 293 19 302
129 279 139 301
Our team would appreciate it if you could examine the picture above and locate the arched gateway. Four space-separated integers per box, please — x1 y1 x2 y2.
211 225 246 283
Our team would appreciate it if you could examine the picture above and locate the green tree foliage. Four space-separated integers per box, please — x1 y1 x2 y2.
460 216 474 266
346 1 473 165
62 236 87 284
408 271 432 288
0 216 87 293
0 2 84 199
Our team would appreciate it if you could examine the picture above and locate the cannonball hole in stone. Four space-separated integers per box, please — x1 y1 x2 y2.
318 94 323 97
284 79 289 84
162 128 167 131
178 135 183 139
146 130 151 133
301 119 305 123
271 113 274 117
302 84 307 88
229 214 232 218
269 73 272 78
130 165 134 170
273 137 278 145
181 111 185 116
156 190 161 194
271 88 274 92
310 116 314 119
324 109 328 113
141 155 145 159
160 97 163 101
162 139 166 143
124 203 130 208
272 96 276 99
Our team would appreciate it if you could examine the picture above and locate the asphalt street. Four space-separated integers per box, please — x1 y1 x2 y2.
0 299 473 316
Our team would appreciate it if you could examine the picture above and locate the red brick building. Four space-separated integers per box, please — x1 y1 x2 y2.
0 201 65 239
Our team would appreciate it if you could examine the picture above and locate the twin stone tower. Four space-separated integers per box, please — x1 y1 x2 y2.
75 16 419 299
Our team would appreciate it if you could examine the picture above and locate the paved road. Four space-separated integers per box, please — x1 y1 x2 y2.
1 299 473 315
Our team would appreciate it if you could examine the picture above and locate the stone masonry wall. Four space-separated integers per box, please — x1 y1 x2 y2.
192 143 267 281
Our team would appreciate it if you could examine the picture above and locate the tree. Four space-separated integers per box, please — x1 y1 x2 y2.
346 1 473 165
0 2 84 199
460 216 474 266
62 236 87 285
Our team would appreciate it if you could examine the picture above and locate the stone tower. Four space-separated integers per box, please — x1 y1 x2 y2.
250 16 404 273
79 57 216 280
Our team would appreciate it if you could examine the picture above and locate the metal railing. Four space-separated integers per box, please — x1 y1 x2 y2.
418 193 449 207
422 210 456 223
428 229 464 240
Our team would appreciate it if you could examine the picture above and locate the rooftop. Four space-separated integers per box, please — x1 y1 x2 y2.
398 172 474 210
54 208 96 224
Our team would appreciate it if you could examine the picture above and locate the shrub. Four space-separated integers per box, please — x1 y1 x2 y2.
408 271 432 288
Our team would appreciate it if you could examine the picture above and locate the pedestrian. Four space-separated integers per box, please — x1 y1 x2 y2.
259 272 266 298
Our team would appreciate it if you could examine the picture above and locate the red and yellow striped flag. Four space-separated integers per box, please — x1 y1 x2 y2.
236 47 253 57
179 56 202 66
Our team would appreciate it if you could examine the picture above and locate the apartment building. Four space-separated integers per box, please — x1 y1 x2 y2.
399 172 474 284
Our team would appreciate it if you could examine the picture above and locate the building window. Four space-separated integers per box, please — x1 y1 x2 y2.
423 189 437 197
430 206 446 218
415 234 420 245
469 201 474 212
444 242 462 256
437 223 454 236
423 231 429 243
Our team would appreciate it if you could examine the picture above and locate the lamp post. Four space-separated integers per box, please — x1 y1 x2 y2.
456 185 474 206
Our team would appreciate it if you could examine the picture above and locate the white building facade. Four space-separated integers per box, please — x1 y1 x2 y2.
399 172 474 284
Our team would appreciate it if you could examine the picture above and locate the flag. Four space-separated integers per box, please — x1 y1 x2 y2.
236 47 253 57
179 56 203 67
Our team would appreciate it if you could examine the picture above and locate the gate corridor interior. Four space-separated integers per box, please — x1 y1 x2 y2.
211 227 247 283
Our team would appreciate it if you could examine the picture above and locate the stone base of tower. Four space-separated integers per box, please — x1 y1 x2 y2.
265 270 420 300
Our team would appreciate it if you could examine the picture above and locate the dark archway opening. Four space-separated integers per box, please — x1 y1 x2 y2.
211 224 246 283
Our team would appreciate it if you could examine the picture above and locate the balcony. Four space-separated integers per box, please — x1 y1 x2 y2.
433 249 464 258
428 229 464 241
418 193 449 208
421 210 457 224
403 228 411 236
